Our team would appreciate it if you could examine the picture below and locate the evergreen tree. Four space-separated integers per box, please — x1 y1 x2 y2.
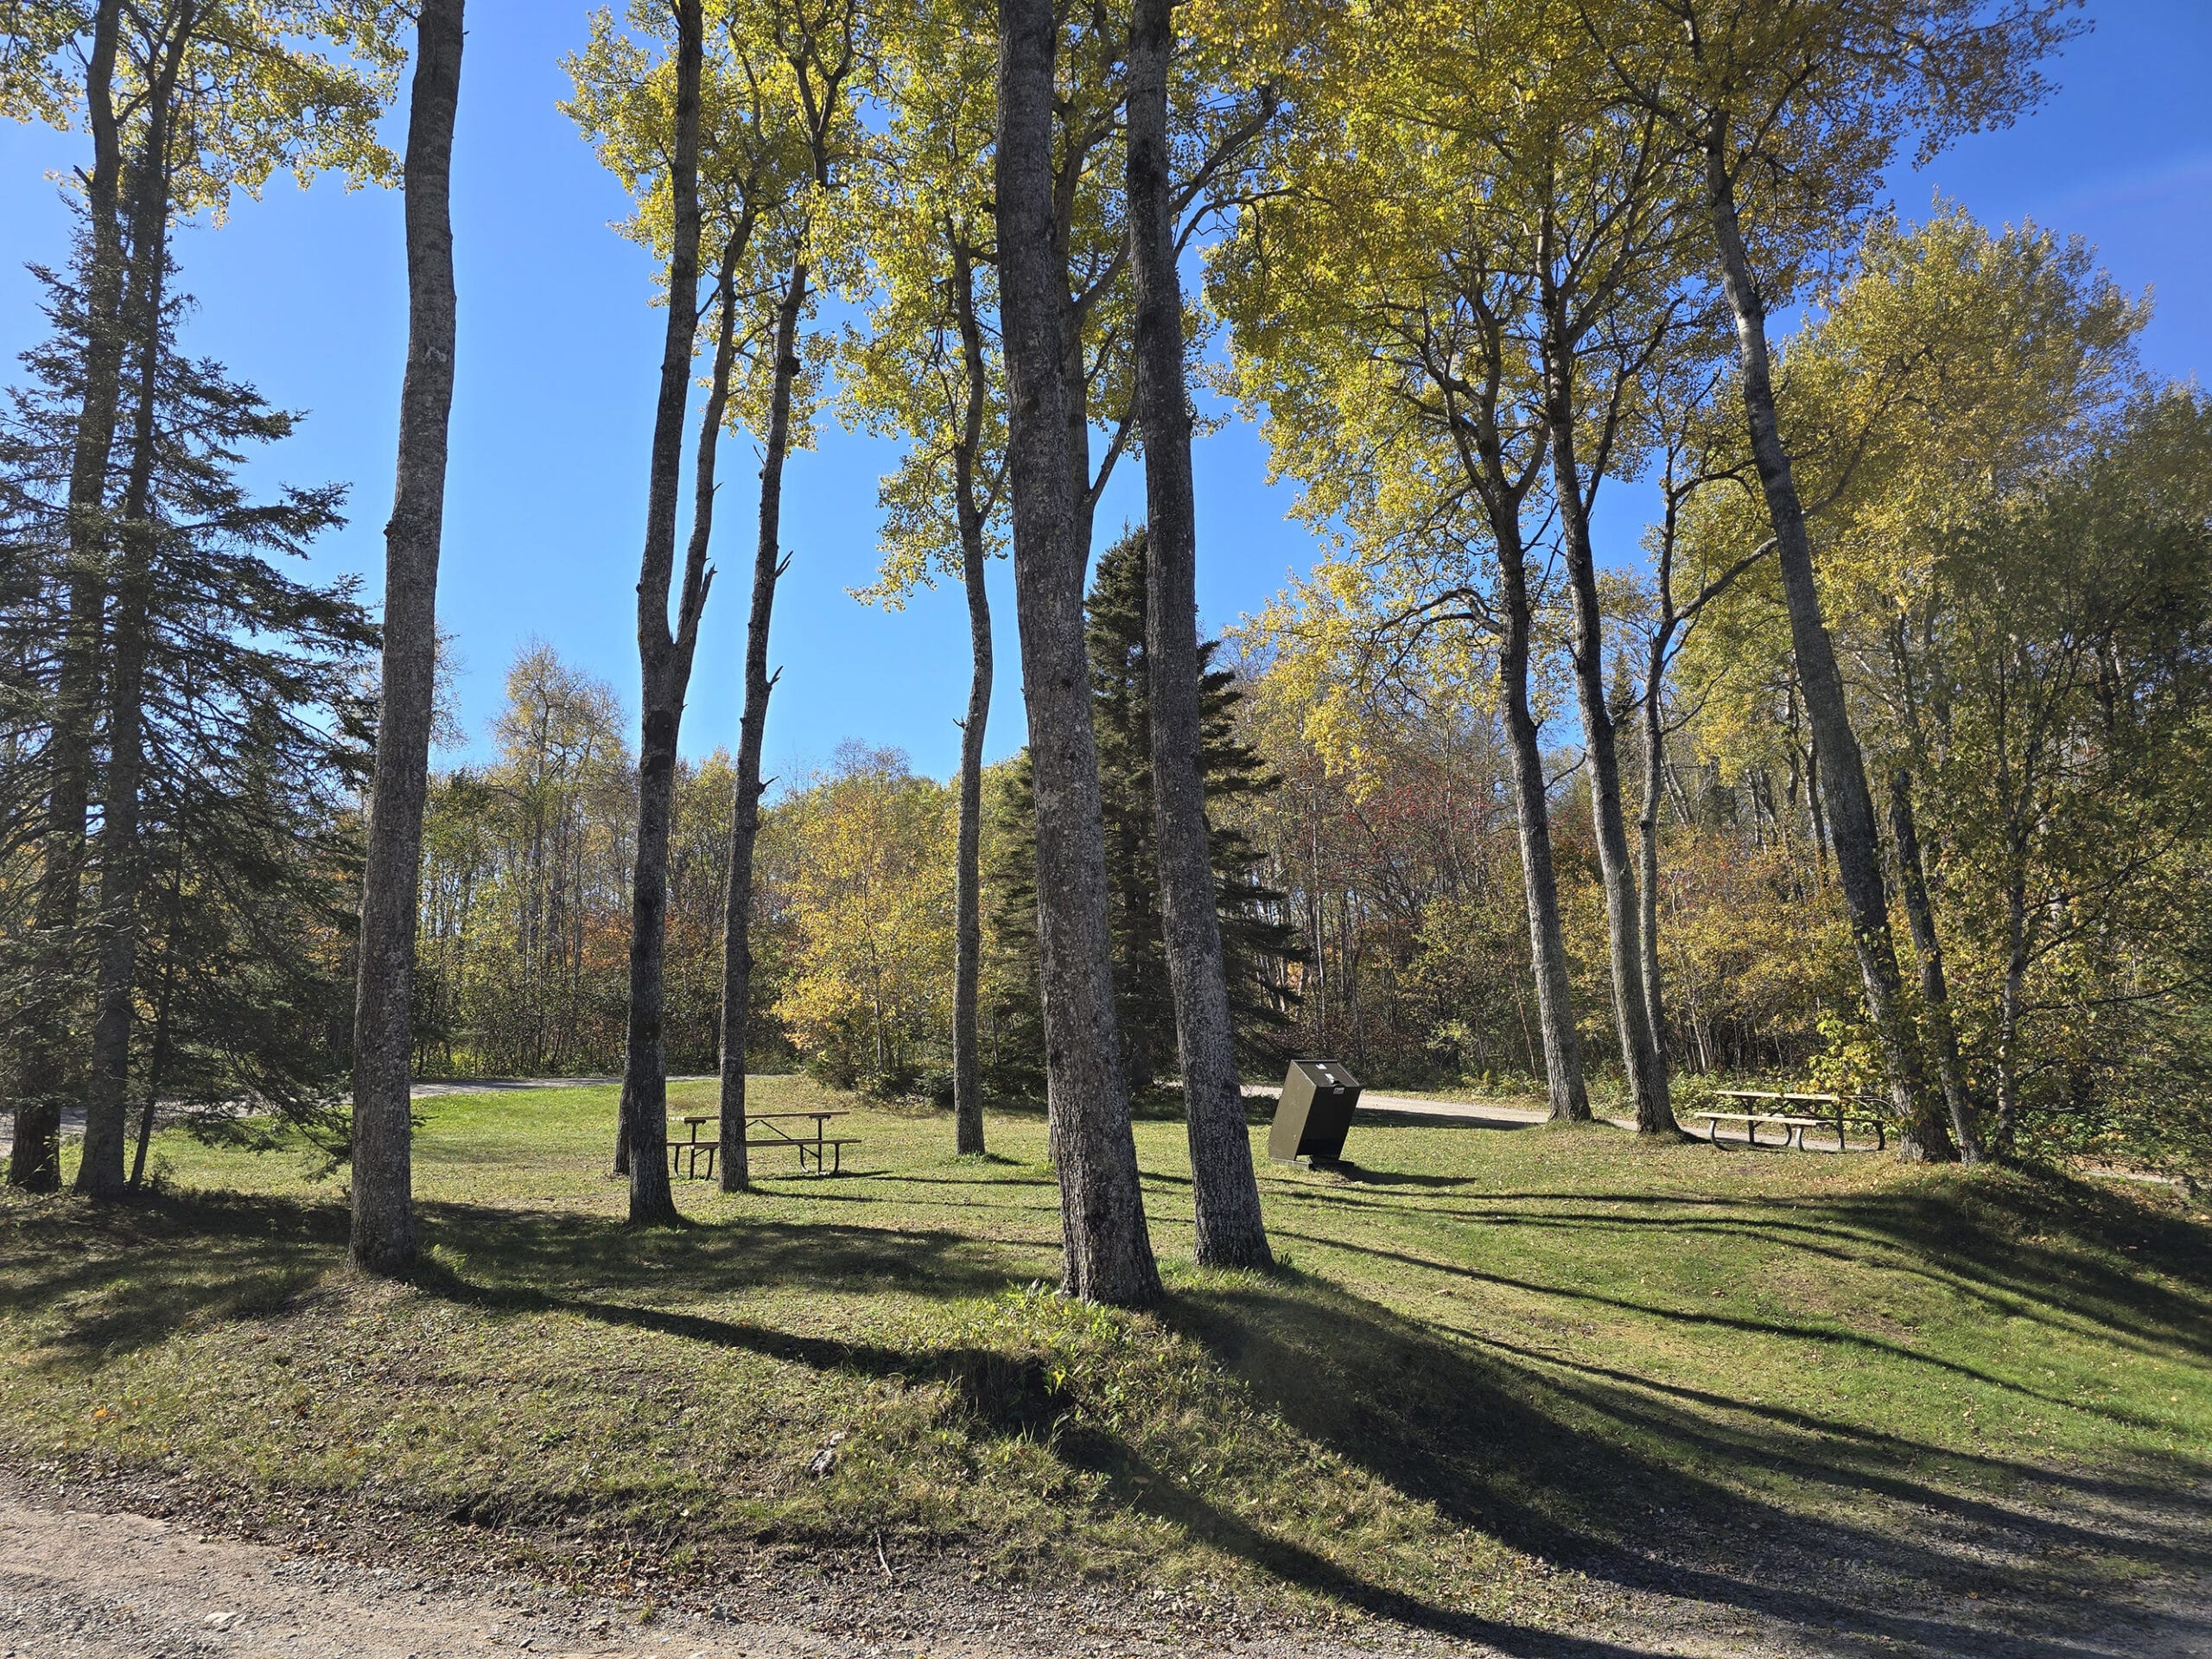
0 257 375 1175
984 526 1300 1102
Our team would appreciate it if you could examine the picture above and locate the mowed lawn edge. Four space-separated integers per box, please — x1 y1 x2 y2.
3 1077 2209 1648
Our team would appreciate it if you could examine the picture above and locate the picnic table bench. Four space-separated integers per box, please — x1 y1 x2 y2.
1697 1090 1886 1153
668 1110 856 1179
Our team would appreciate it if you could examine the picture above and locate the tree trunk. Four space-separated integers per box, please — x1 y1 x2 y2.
79 22 188 1198
11 0 124 1193
659 226 743 1184
1497 531 1590 1122
350 0 464 1272
1887 770 1981 1162
950 248 993 1158
130 879 181 1191
716 256 805 1192
622 0 710 1229
613 1072 632 1176
1637 637 1669 1063
997 0 1160 1306
950 531 992 1154
1545 366 1672 1135
1128 0 1271 1268
1993 849 2031 1157
1698 133 1947 1160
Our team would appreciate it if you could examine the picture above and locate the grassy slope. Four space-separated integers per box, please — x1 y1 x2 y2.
3 1079 2208 1649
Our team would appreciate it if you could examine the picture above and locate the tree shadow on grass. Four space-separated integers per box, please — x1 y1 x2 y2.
6 1166 2208 1659
0 1187 1048 1368
420 1237 2212 1658
1160 1269 2212 1658
420 1198 1047 1303
0 1188 341 1362
1268 1164 2212 1368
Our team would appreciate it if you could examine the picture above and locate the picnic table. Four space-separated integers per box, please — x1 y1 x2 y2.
1696 1090 1886 1153
667 1110 856 1179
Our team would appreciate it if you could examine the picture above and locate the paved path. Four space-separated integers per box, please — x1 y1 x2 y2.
408 1076 713 1099
1243 1084 1611 1132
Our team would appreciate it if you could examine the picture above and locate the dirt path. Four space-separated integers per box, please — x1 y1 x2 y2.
9 1479 2209 1659
3 1486 1472 1659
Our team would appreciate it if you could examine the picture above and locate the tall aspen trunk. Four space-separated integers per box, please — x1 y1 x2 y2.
1544 362 1671 1135
1128 0 1270 1266
717 257 806 1192
1637 647 1669 1060
350 0 465 1271
1497 532 1590 1122
1993 847 2031 1156
997 0 1160 1306
622 0 709 1228
658 232 747 1163
1698 132 1947 1160
80 22 188 1198
12 0 124 1193
613 1073 632 1176
950 247 993 1157
1887 771 1981 1161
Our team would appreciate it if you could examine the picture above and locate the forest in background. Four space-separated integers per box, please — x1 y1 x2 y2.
10 201 2211 1181
3 0 2209 1215
405 213 2212 1180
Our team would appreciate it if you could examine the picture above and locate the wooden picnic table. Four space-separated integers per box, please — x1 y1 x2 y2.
1698 1090 1886 1153
667 1110 856 1179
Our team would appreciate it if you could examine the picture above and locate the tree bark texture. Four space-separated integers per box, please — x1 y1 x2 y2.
1497 532 1591 1122
1545 372 1672 1135
1993 862 2029 1156
1637 644 1669 1056
950 245 992 1158
1887 770 1982 1162
997 0 1160 1306
1698 135 1949 1160
613 1073 632 1175
79 23 188 1198
623 0 709 1227
718 257 806 1192
129 892 180 1191
1128 0 1271 1268
350 0 464 1271
12 0 124 1193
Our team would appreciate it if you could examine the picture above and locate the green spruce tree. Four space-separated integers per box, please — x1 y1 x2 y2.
0 257 377 1180
983 526 1300 1103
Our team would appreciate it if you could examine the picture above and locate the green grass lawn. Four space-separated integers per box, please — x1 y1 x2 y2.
4 1079 2209 1652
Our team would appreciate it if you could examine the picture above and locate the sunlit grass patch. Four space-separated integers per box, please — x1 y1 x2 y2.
4 1080 2207 1645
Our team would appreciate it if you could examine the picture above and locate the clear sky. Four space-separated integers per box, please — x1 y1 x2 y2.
3 2 2208 785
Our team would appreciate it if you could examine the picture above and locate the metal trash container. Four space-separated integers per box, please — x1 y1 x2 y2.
1268 1059 1363 1164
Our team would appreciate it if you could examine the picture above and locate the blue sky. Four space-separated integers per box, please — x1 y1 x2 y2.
3 1 2208 785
